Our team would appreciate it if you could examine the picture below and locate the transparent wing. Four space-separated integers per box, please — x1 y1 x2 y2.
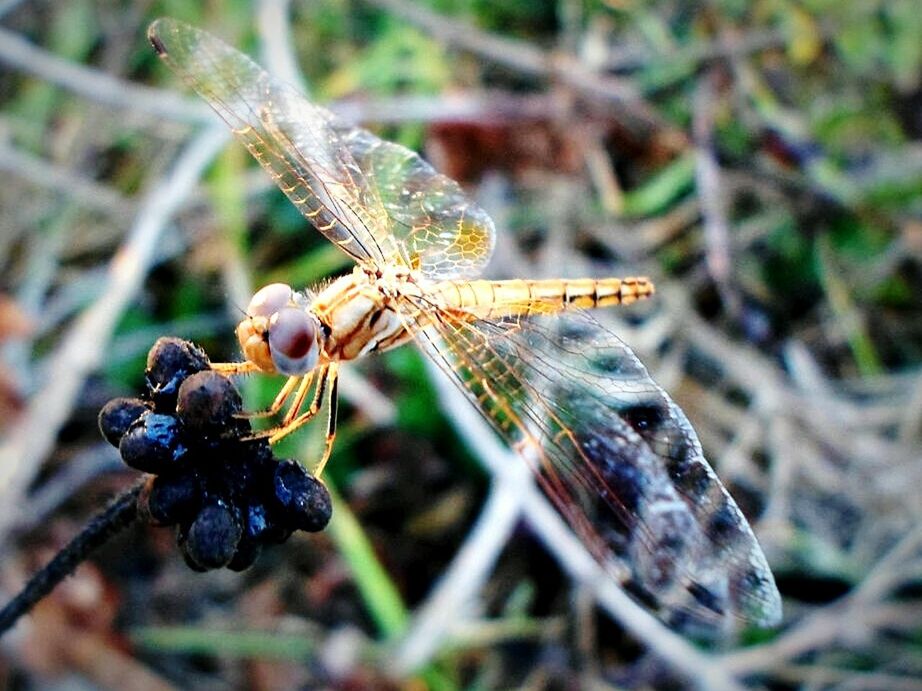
399 296 781 632
149 18 495 279
337 127 495 279
149 18 390 265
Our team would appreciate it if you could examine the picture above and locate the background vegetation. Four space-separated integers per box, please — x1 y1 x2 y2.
1 0 920 688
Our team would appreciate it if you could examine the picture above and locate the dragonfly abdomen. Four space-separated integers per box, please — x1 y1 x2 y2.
434 277 655 319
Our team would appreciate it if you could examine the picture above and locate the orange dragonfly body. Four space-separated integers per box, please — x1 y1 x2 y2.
149 18 781 634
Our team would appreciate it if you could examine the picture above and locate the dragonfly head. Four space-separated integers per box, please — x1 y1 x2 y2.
237 283 322 376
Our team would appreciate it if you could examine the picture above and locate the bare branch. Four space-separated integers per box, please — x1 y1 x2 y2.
0 141 133 219
362 0 687 151
0 25 209 124
392 469 525 674
0 125 229 540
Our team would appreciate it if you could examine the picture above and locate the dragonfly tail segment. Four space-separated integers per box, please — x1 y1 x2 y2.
432 276 654 320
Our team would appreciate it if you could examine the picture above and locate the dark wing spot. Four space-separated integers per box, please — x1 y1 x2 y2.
687 581 726 616
558 322 592 342
598 523 631 559
592 353 636 375
620 403 666 433
637 504 696 590
581 435 646 515
667 607 719 635
738 568 772 592
707 500 742 543
616 401 691 466
670 458 712 498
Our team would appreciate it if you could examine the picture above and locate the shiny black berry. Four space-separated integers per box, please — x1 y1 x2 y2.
179 500 242 570
98 397 150 447
145 337 210 411
98 337 338 574
271 460 332 533
176 370 246 435
243 502 291 545
227 536 262 572
138 473 201 526
119 411 187 474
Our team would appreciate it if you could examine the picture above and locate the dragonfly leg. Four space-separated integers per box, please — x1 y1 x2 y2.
211 361 261 375
237 374 303 420
281 371 318 426
312 365 339 479
267 365 330 445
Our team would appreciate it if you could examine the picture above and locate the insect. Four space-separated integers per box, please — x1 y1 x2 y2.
148 18 781 633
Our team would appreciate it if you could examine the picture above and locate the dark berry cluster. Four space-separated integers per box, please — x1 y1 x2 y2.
98 337 332 572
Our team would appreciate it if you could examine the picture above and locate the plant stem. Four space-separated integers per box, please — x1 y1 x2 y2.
0 479 144 636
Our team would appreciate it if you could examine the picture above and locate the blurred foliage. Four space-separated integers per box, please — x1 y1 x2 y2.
1 0 921 688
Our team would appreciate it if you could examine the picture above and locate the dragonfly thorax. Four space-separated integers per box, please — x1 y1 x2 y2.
312 267 414 361
237 271 413 375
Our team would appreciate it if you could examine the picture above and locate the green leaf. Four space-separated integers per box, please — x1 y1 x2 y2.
815 235 883 376
834 11 882 74
621 152 696 218
885 0 922 89
132 626 316 659
325 479 410 639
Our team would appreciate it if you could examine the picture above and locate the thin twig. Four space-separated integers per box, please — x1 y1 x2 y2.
332 91 569 126
605 27 790 72
0 26 209 125
0 480 144 636
392 464 527 674
0 24 571 133
362 0 687 151
3 445 124 540
256 0 303 90
692 69 739 317
0 125 229 541
0 142 134 219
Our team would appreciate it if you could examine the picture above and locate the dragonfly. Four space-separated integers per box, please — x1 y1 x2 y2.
148 18 781 634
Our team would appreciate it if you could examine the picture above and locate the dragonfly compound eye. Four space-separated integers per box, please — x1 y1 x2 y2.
268 307 321 375
246 282 293 318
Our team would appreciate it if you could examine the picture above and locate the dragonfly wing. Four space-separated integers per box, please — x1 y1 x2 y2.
338 127 495 279
398 297 781 632
149 18 495 279
148 18 393 265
